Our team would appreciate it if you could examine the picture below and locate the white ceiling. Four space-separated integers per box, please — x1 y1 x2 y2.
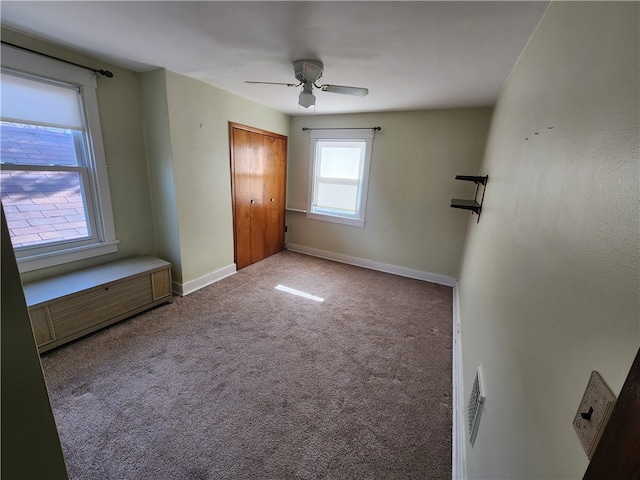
0 1 549 116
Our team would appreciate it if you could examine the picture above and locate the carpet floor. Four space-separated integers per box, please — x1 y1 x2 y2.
41 251 453 479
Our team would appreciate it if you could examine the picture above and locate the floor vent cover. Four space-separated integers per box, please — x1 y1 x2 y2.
467 366 485 446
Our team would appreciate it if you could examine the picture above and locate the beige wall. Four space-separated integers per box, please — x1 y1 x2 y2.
1 29 158 284
139 70 183 282
286 109 492 279
143 70 289 287
1 29 291 289
457 2 639 478
1 209 68 479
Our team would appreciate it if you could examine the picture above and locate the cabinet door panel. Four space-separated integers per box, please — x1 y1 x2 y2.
152 268 172 300
29 306 54 346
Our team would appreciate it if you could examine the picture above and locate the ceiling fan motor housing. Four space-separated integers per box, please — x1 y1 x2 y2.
294 59 324 83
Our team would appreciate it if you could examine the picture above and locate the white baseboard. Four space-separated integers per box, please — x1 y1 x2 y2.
452 285 467 479
172 263 236 296
285 243 457 287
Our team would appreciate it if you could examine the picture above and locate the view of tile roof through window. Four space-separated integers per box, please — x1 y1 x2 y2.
0 123 88 248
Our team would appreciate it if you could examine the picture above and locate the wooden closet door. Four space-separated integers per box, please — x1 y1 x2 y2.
230 123 287 270
231 128 253 270
264 135 287 257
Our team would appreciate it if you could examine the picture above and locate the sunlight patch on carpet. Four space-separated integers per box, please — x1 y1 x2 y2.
275 284 324 302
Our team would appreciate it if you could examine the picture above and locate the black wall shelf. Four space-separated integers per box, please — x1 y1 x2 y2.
451 175 488 222
454 175 488 185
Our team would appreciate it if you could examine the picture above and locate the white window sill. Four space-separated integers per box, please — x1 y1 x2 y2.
306 211 365 228
16 240 120 273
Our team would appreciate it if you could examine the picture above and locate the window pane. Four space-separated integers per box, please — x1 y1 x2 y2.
0 122 80 166
1 170 90 248
0 72 83 129
316 183 358 213
307 130 373 227
318 142 364 180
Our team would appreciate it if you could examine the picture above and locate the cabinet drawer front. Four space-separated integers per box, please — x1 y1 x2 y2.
48 275 152 338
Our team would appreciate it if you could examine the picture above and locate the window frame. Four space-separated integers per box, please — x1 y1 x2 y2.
1 44 118 273
306 129 374 227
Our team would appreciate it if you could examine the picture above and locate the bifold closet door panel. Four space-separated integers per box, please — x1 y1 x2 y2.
264 135 287 257
248 130 269 266
231 127 254 270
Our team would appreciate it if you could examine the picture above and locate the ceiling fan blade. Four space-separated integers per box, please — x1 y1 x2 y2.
319 84 369 97
244 81 299 87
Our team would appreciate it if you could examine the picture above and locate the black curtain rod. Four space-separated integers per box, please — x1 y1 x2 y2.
1 41 114 78
302 127 381 132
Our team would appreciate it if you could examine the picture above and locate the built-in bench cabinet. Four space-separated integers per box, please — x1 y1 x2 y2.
23 256 173 353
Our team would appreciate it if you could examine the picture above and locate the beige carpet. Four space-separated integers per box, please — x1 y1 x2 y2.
41 251 453 479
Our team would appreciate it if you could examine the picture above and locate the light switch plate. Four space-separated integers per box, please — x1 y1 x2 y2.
572 371 616 459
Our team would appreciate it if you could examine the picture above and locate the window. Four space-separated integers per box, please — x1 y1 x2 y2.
307 129 374 227
0 45 117 272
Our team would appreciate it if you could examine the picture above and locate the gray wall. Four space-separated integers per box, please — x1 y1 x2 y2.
457 2 639 477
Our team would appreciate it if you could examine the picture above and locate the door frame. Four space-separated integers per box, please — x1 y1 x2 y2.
583 347 640 479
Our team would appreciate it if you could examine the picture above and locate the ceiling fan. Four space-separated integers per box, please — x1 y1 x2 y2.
245 59 369 108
